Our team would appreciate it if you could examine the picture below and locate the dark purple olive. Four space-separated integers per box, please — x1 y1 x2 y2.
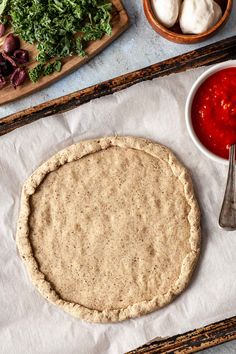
3 33 20 54
0 53 13 76
0 75 6 89
13 49 29 64
2 51 17 67
10 67 27 88
0 24 6 38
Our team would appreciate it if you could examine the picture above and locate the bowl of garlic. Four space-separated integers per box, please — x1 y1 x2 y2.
143 0 232 43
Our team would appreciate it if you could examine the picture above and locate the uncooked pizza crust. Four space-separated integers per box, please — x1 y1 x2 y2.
16 136 201 323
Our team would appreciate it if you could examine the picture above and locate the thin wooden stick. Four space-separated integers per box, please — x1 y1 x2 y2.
127 316 236 353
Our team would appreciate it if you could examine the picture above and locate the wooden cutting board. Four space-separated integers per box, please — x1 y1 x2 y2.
0 0 129 105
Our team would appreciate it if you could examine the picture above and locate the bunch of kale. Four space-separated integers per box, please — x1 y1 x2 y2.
0 0 112 80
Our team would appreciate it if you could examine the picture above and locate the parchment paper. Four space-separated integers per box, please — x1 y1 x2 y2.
1 64 236 354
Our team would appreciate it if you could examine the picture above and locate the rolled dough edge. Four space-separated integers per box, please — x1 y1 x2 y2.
16 136 201 323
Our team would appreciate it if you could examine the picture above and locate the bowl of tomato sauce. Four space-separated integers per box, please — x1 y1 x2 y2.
186 61 236 164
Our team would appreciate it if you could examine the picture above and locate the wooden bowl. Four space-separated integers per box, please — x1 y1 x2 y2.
143 0 233 44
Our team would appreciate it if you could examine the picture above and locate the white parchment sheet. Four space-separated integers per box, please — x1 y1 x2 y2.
1 64 236 354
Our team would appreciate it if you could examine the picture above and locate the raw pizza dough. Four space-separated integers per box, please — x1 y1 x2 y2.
152 0 181 28
179 0 222 34
16 136 201 323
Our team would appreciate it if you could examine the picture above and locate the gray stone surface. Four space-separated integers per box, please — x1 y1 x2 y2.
1 0 236 119
201 340 236 353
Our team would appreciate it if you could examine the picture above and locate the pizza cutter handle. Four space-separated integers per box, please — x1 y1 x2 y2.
219 144 236 231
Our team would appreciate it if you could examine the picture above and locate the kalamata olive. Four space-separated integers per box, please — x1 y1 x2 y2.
2 51 17 67
3 33 20 54
0 53 13 76
13 49 29 64
10 67 27 88
0 74 6 89
0 24 6 37
0 61 12 76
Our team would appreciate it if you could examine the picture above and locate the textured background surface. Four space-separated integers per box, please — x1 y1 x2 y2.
1 0 236 119
2 1 236 352
204 341 236 353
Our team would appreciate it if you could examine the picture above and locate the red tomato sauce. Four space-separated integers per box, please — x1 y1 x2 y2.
191 68 236 159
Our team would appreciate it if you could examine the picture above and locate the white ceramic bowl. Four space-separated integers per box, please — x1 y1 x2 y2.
185 60 236 165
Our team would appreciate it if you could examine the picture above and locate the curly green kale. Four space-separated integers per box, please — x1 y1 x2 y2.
0 0 112 81
28 60 62 83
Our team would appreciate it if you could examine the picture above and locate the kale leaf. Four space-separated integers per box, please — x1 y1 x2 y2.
0 0 9 16
29 60 62 83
